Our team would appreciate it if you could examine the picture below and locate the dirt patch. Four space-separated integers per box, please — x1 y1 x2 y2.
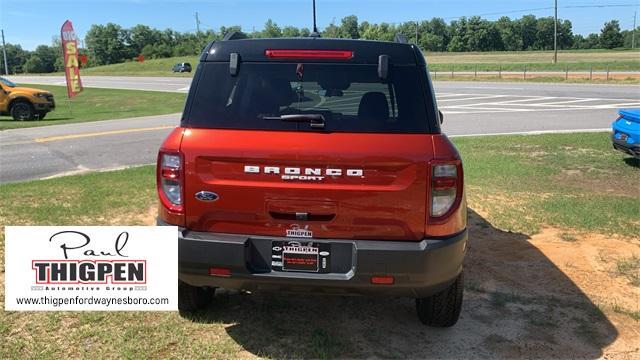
552 171 640 198
176 209 640 359
3 208 639 358
82 206 158 226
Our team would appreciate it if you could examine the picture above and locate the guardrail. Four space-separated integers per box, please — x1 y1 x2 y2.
429 65 639 81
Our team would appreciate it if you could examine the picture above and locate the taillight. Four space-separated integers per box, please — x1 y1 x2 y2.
157 151 183 213
264 49 354 60
430 162 462 219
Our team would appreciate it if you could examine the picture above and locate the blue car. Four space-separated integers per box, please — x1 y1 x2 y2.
612 109 640 159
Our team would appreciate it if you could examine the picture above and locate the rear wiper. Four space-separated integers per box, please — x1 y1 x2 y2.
261 114 325 129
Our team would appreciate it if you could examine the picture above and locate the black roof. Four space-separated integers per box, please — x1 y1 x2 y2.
201 38 424 65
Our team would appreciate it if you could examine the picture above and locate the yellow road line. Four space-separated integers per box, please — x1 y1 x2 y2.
33 125 174 143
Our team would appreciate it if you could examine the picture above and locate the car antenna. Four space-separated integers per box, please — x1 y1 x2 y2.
310 0 321 37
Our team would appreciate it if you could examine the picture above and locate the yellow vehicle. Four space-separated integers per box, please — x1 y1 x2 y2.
0 77 55 120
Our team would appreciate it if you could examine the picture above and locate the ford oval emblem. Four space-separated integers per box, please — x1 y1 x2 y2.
195 191 219 202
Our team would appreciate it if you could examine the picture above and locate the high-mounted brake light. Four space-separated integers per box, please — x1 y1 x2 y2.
264 49 354 60
157 151 183 213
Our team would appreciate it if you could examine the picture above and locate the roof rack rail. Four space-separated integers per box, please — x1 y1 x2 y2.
394 33 408 44
222 31 248 41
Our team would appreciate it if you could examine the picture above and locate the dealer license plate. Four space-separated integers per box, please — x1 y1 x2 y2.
271 241 331 273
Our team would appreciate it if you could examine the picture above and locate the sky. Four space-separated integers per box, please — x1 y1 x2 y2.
1 0 638 50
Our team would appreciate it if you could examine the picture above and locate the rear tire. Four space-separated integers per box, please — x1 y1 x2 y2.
10 101 35 121
415 271 464 327
178 281 214 311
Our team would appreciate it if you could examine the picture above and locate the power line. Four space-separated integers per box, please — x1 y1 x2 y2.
444 7 553 20
443 3 638 21
562 4 638 9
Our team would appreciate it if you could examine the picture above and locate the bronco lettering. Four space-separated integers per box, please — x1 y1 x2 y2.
244 165 363 181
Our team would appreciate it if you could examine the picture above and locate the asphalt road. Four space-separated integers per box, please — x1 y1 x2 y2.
1 76 638 183
6 75 191 93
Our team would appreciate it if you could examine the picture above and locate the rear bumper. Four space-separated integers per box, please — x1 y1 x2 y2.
612 135 640 158
160 219 468 298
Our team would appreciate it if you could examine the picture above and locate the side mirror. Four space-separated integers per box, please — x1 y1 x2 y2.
438 110 444 124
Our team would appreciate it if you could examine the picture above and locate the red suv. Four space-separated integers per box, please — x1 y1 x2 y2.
157 37 468 327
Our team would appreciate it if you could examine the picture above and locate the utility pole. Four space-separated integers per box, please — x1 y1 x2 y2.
1 30 8 75
553 0 558 64
633 11 637 49
415 21 419 45
195 12 201 34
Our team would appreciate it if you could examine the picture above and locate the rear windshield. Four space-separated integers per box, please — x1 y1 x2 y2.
185 62 436 133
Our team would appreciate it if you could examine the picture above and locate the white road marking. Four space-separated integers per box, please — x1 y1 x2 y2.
437 93 639 115
539 98 598 105
449 128 610 137
592 102 640 108
487 96 557 104
38 163 155 181
435 93 473 99
460 86 525 90
438 95 508 102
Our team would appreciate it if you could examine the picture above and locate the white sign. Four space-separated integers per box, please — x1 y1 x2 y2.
5 226 178 311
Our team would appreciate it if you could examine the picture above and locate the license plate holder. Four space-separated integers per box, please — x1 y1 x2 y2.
272 241 331 273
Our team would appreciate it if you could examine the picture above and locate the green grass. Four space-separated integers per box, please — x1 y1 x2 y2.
430 75 640 85
0 165 156 227
1 132 638 358
79 56 198 77
452 132 640 237
426 49 640 71
46 49 639 79
2 132 635 237
427 59 640 72
0 84 185 130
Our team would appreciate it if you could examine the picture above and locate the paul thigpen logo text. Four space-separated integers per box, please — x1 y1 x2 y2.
32 231 146 284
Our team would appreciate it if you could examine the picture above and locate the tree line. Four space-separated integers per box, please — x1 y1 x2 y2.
1 15 637 74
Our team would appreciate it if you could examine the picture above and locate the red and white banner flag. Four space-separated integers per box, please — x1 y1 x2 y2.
60 20 83 98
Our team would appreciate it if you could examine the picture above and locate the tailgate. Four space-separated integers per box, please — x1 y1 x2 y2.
181 129 434 241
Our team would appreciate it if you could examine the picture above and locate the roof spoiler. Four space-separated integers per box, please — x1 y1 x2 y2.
394 33 408 44
222 31 247 41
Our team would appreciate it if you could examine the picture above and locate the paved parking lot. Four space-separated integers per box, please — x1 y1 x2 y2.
437 93 640 115
314 89 640 116
1 78 638 182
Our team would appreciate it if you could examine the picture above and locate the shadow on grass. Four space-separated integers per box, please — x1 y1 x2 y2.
34 117 74 122
0 116 74 124
181 210 618 358
622 156 640 168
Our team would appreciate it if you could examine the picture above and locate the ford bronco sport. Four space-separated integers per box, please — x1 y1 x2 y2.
157 37 468 327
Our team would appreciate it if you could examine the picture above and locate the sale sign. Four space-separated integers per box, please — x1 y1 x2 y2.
61 20 83 98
